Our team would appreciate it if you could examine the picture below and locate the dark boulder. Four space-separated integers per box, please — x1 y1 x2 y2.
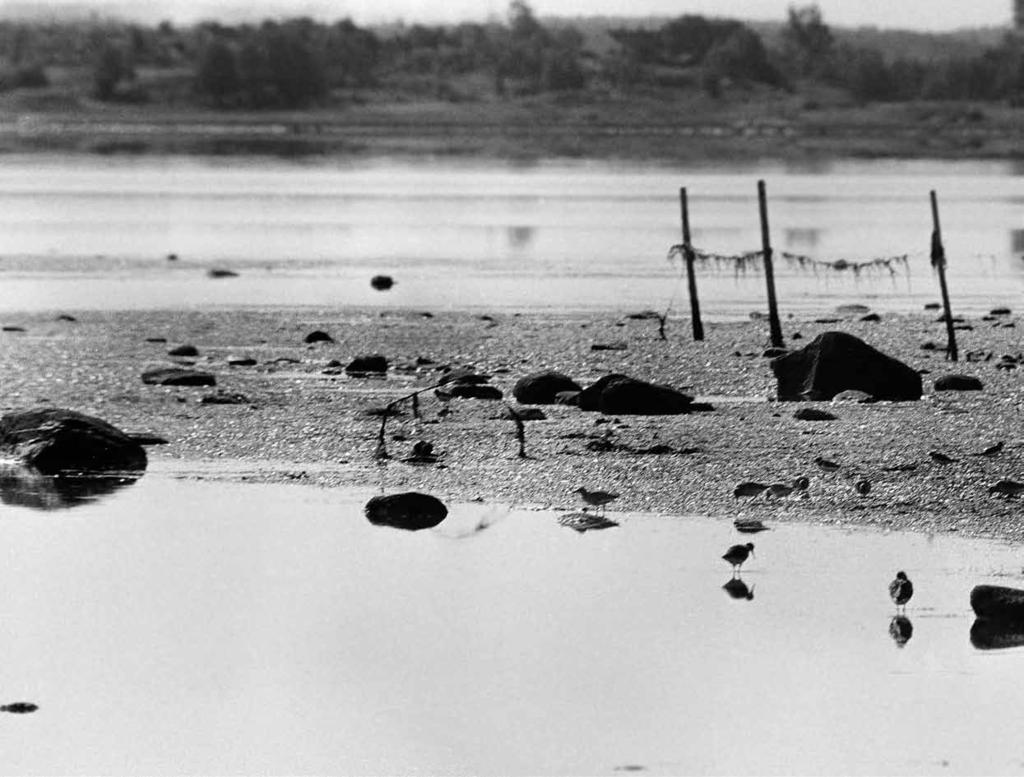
345 354 388 376
770 331 921 402
168 344 199 357
365 492 447 531
513 371 583 405
304 330 334 344
971 585 1024 621
794 407 837 421
437 384 503 400
370 274 395 290
142 367 216 387
934 374 983 392
579 374 693 415
207 268 238 278
0 408 147 475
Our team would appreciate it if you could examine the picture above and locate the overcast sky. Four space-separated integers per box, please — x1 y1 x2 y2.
9 0 1017 30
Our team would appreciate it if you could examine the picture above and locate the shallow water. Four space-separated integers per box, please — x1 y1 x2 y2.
3 471 1024 775
0 154 1021 316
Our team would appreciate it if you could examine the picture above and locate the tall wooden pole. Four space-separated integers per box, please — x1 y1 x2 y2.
758 180 784 348
930 190 958 362
679 187 705 341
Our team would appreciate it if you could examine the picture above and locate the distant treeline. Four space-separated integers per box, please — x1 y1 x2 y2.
1 1 1022 108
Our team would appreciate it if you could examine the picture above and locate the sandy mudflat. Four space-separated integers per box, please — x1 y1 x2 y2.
1 304 1022 539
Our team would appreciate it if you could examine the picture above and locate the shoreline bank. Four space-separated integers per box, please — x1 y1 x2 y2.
2 305 1021 540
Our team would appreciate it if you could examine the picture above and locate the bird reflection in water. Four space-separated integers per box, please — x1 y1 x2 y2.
722 577 755 601
889 615 913 647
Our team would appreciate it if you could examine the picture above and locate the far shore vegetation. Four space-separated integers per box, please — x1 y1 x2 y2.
2 2 1024 160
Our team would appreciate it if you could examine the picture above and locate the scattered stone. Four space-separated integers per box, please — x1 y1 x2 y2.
591 342 628 351
56 314 76 322
832 390 874 403
771 331 922 402
207 268 238 278
791 332 803 340
626 310 661 320
365 492 447 531
924 302 941 310
506 407 546 421
578 374 694 416
814 318 840 324
859 313 882 322
227 355 257 366
200 391 251 405
794 407 837 421
436 384 503 400
2 326 25 332
837 304 871 315
304 330 334 344
370 274 395 290
345 354 388 376
0 407 147 475
513 371 583 405
402 440 439 464
167 253 178 261
971 585 1024 621
991 307 1012 316
934 374 983 392
145 337 167 343
168 344 199 357
141 367 216 387
920 341 938 351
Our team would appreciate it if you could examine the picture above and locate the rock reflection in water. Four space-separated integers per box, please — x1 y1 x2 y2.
889 615 913 647
0 465 142 511
970 618 1024 651
722 577 755 601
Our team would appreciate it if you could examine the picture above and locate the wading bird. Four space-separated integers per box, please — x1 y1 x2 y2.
575 486 619 514
889 571 914 612
723 542 755 573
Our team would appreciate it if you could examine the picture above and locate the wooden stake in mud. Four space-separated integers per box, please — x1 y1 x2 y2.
757 180 784 348
930 190 958 362
679 188 705 341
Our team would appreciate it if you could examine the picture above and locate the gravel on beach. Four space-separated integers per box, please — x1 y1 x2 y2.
1 305 1021 540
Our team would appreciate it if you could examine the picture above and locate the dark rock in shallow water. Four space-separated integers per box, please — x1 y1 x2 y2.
771 331 921 402
370 274 395 290
168 344 199 357
56 314 76 322
207 268 238 278
859 313 882 322
365 492 447 530
304 330 334 344
0 463 140 511
200 391 251 405
0 702 38 714
145 337 167 343
141 367 216 387
0 408 147 475
2 326 25 332
513 370 583 405
227 355 257 366
924 302 941 310
345 354 388 376
579 374 693 415
991 307 1012 316
971 585 1024 622
934 374 983 392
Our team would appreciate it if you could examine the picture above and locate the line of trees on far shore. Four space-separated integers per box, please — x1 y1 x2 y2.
1 2 1023 109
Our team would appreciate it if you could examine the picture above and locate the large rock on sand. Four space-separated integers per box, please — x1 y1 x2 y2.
365 492 447 531
0 408 147 475
971 585 1024 621
578 374 694 415
142 367 216 387
513 370 582 404
770 331 921 402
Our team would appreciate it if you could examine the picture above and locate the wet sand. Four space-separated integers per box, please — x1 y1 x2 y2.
1 305 1021 539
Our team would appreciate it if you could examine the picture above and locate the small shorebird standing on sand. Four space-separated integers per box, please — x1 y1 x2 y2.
723 543 755 573
976 441 1005 457
989 480 1024 498
814 456 840 473
575 486 619 514
889 571 914 612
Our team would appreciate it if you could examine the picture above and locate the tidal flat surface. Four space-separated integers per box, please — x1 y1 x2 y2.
2 472 1024 775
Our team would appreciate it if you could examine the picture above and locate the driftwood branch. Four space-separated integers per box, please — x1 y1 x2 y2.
375 382 443 461
505 404 528 459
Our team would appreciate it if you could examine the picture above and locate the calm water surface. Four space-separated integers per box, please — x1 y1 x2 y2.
3 471 1024 775
0 154 1022 315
